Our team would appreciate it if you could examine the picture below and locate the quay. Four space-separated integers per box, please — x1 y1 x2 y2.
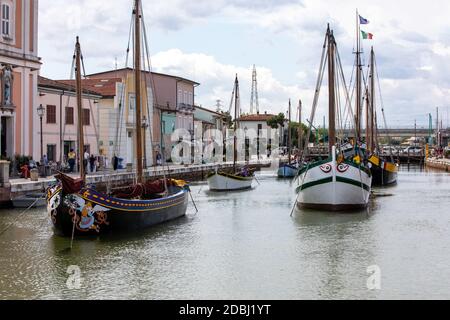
426 158 450 172
1 160 273 205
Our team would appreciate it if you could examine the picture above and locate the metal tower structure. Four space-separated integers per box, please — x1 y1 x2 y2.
250 65 260 114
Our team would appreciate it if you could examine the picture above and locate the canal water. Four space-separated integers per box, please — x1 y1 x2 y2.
0 166 449 300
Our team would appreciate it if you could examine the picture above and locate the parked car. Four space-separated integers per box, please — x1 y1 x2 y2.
404 146 423 155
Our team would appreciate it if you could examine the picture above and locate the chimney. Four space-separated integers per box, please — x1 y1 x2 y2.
265 111 267 115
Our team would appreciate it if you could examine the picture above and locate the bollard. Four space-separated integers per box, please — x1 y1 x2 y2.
30 169 39 182
0 160 11 186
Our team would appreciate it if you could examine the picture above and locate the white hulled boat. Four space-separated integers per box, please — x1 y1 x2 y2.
296 24 372 211
207 75 255 191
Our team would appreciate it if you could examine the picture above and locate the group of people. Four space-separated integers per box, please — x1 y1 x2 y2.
66 150 165 174
67 149 99 174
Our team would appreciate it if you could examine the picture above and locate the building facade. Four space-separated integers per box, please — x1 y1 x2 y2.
0 0 40 160
37 76 102 166
88 68 199 163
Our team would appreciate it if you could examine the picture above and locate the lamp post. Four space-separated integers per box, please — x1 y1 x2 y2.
37 104 45 163
142 116 149 169
244 126 248 163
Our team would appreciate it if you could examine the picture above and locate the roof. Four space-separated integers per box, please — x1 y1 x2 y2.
38 76 102 97
87 67 200 86
57 78 122 98
237 113 276 122
194 105 226 118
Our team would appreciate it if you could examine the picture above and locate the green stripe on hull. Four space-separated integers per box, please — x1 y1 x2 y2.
336 176 371 192
297 177 371 193
296 177 333 193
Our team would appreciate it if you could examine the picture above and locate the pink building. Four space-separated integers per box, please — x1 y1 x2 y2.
88 68 199 162
0 0 40 159
36 76 102 166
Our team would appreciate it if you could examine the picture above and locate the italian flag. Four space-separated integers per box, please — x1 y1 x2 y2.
361 30 374 40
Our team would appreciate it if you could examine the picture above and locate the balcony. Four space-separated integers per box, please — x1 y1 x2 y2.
177 103 195 112
0 102 15 113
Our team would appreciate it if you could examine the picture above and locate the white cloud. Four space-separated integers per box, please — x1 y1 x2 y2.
38 0 450 127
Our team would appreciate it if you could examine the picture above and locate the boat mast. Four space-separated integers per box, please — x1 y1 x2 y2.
75 36 85 181
370 47 375 152
365 88 370 151
355 9 362 140
288 99 292 164
298 99 302 153
134 0 144 184
233 75 239 172
327 27 336 152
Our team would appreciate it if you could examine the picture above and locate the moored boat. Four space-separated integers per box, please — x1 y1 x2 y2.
296 23 372 211
277 164 298 178
369 155 398 186
207 170 253 192
46 0 189 236
207 75 255 191
297 147 372 211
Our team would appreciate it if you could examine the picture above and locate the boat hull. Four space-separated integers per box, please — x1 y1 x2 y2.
369 156 398 186
207 172 253 191
47 185 189 237
277 164 298 178
296 156 372 212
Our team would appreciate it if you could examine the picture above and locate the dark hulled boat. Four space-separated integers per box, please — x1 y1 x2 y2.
369 155 398 186
46 0 189 236
47 177 189 236
365 47 399 186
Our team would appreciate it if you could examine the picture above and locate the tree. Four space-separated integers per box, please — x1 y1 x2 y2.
267 113 286 129
221 111 233 129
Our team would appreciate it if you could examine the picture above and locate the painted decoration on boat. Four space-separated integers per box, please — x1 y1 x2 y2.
65 194 110 233
47 185 62 224
337 164 350 173
320 164 332 173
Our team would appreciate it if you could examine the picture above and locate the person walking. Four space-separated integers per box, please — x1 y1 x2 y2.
89 154 96 173
83 149 90 173
156 151 163 166
68 149 76 173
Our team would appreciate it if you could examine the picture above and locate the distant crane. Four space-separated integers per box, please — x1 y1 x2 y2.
250 65 260 115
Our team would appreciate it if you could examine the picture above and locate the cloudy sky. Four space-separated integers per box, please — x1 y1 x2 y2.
39 0 450 128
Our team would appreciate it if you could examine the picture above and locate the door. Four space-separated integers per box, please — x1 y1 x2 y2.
64 141 76 161
127 131 133 164
0 117 6 158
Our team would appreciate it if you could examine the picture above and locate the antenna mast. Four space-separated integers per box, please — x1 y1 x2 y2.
250 65 260 114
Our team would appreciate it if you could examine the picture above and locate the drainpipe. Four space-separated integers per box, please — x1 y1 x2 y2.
60 90 64 165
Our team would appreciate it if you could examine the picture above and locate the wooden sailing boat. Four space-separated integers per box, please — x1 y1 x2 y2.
207 75 255 191
295 25 372 211
46 0 189 236
278 100 298 178
366 47 399 186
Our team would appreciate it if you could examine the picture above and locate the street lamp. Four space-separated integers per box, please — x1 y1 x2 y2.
142 116 149 169
244 127 248 162
37 104 45 163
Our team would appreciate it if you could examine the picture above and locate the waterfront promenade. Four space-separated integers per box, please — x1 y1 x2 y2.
426 157 450 172
7 159 274 200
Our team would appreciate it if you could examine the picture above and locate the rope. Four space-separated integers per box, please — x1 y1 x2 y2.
0 196 44 238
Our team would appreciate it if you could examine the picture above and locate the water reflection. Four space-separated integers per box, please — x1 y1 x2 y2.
0 169 449 299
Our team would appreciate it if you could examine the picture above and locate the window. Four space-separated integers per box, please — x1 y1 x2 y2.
184 91 188 105
47 145 56 162
189 92 193 106
46 105 56 124
65 107 74 124
1 4 11 38
178 89 182 105
129 94 135 110
82 109 90 126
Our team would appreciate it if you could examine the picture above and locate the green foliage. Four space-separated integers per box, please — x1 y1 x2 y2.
221 111 233 129
267 113 286 129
